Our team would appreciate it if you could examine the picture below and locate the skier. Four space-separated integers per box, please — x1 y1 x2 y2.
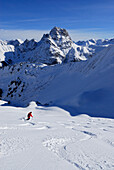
26 111 33 120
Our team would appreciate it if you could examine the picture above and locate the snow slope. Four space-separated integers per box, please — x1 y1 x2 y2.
0 100 114 170
37 45 114 118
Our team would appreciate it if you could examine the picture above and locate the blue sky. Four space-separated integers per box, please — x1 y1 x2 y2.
0 0 114 40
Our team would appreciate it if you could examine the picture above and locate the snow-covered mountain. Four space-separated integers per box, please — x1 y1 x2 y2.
0 27 114 118
0 27 114 66
0 27 89 66
76 38 114 56
1 29 114 67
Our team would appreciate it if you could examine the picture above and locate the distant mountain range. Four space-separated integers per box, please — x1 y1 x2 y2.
0 27 114 67
0 27 114 118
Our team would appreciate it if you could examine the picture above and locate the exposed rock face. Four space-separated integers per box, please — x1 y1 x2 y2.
15 39 38 53
49 27 72 49
36 27 87 64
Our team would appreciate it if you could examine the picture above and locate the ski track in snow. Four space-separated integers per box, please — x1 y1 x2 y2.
42 119 114 169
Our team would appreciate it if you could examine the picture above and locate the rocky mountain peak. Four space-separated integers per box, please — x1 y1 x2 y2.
49 27 71 41
7 39 22 47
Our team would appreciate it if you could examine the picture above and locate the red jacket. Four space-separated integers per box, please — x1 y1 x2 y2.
27 112 33 119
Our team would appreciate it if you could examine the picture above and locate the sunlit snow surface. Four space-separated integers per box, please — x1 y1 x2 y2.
0 101 114 170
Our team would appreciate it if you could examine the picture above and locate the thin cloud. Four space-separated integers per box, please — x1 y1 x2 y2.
0 29 49 41
17 18 55 22
0 29 114 41
68 29 114 41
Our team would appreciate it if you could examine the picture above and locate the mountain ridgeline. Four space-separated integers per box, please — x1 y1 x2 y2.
0 27 114 118
0 27 89 66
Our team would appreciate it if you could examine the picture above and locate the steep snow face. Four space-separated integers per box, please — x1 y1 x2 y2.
36 45 114 118
0 40 14 66
30 33 65 64
0 44 114 118
74 44 114 74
